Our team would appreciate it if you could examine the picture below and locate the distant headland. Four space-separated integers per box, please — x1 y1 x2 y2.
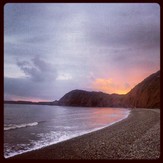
4 70 160 109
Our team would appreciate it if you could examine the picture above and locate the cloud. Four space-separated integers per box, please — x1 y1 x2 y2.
16 56 57 82
4 76 88 101
92 78 132 94
4 77 57 100
77 4 160 54
86 13 159 49
56 73 72 80
4 3 160 101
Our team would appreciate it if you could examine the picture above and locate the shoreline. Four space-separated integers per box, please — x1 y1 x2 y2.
9 108 160 159
4 108 130 158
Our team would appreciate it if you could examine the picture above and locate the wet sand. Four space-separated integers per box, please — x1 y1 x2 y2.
9 108 160 159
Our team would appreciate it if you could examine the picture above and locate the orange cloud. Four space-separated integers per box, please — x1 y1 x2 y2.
90 66 159 95
92 78 132 94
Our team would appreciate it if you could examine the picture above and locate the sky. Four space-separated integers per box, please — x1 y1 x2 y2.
4 3 160 101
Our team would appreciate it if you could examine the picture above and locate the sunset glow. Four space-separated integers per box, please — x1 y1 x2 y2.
4 3 160 101
92 78 132 94
6 95 50 102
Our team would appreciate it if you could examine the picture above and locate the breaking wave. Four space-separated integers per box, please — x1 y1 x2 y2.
4 122 38 131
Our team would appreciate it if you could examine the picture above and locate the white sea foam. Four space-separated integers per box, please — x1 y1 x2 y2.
4 110 130 158
4 122 38 131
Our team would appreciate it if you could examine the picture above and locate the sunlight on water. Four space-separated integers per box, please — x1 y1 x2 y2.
4 104 130 158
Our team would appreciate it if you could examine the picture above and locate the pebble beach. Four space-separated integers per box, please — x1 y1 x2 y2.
9 108 160 160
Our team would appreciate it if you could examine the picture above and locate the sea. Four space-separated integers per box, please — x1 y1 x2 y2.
4 104 130 158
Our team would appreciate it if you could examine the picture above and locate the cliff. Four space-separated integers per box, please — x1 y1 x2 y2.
122 70 160 108
58 70 160 108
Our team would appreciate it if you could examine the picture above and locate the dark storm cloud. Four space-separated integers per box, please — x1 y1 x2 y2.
16 56 57 82
4 3 160 100
4 42 50 59
4 3 76 36
86 9 160 49
4 4 53 35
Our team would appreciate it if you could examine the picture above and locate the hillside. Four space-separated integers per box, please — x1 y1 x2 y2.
58 90 124 107
58 70 160 108
122 70 160 108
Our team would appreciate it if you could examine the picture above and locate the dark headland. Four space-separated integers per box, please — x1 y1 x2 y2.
6 70 160 159
5 70 160 108
58 70 160 108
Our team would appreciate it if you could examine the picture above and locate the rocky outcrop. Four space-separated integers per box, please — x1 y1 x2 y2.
58 70 160 108
122 70 160 108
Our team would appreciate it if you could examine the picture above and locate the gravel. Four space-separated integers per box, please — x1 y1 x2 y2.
9 108 160 160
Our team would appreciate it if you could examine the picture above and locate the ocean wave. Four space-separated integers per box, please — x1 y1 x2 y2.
4 122 38 131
